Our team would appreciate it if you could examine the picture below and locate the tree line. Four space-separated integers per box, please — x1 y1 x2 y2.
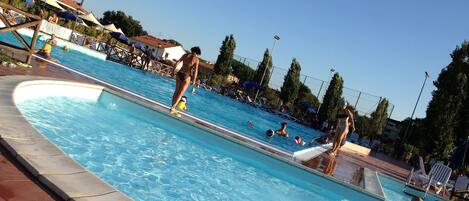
211 34 390 142
402 41 469 172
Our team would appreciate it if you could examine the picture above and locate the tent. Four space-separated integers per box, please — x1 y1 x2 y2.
41 0 64 10
78 13 102 27
103 24 119 32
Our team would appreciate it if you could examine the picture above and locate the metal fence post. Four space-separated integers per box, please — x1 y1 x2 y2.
354 92 362 108
317 81 325 100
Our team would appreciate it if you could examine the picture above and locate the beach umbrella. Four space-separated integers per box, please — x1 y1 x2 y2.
57 11 83 23
133 42 146 51
110 32 130 44
240 80 263 91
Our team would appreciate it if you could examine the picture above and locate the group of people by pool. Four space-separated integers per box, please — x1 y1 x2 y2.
258 101 355 155
35 40 356 155
168 46 356 155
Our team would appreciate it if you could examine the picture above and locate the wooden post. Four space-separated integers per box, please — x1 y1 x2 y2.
28 21 42 64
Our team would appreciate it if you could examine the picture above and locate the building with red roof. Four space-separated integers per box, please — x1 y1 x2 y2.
57 0 88 15
129 35 186 63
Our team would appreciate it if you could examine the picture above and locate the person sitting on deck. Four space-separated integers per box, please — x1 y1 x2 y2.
176 96 188 111
275 122 289 137
33 34 57 60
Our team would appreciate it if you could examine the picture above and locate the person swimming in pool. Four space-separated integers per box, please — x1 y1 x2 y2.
33 34 57 60
266 129 275 138
275 122 289 137
170 47 201 115
328 102 355 156
294 136 306 146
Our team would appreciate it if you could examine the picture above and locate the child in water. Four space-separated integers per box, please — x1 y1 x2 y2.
176 96 188 111
294 136 306 146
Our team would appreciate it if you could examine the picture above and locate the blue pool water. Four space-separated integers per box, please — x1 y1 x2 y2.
17 91 377 201
378 174 446 201
0 33 321 152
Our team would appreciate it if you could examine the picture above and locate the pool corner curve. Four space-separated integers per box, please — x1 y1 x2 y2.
0 75 133 201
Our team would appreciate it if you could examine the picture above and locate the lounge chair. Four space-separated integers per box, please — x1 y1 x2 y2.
412 156 427 178
450 175 469 200
404 163 452 198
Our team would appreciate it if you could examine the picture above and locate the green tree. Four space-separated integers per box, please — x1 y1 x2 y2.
254 49 273 88
424 41 469 160
368 98 389 138
231 59 256 81
214 34 236 77
318 73 344 123
100 10 147 37
280 58 302 104
295 83 320 107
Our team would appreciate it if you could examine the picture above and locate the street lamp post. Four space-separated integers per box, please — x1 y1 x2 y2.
403 71 430 142
254 35 280 102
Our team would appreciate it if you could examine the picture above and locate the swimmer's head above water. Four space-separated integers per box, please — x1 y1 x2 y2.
266 129 275 137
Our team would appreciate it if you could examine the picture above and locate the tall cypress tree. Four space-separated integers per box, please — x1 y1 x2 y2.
280 58 302 104
214 34 236 76
369 98 389 137
424 41 469 160
318 73 344 123
254 49 273 87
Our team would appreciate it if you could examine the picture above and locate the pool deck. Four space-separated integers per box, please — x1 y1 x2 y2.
0 59 419 200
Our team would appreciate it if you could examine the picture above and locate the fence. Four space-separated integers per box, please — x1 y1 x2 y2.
233 54 395 117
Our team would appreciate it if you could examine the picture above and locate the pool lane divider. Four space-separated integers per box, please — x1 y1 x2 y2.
28 57 386 200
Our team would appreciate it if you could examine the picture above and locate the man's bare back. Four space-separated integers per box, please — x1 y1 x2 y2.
179 53 199 73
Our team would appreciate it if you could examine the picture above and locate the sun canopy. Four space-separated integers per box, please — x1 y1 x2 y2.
41 0 64 10
103 24 119 32
57 11 83 23
117 28 124 34
111 32 129 45
78 13 102 27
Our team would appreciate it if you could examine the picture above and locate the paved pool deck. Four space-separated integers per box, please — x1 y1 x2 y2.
0 59 417 200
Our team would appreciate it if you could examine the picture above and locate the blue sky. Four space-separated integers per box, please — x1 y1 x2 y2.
84 0 468 120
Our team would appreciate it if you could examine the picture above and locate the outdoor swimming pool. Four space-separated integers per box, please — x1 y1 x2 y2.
15 85 378 201
0 33 321 152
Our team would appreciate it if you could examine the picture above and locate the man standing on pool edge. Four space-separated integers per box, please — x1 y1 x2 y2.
170 47 201 115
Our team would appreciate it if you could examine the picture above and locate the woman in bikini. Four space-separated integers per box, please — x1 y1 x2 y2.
328 102 355 155
170 47 201 115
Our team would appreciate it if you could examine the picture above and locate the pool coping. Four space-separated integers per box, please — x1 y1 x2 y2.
0 76 388 201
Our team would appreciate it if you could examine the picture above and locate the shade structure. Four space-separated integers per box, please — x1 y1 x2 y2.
116 28 124 34
57 11 83 23
110 32 130 45
103 24 119 32
41 0 64 10
78 13 102 27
